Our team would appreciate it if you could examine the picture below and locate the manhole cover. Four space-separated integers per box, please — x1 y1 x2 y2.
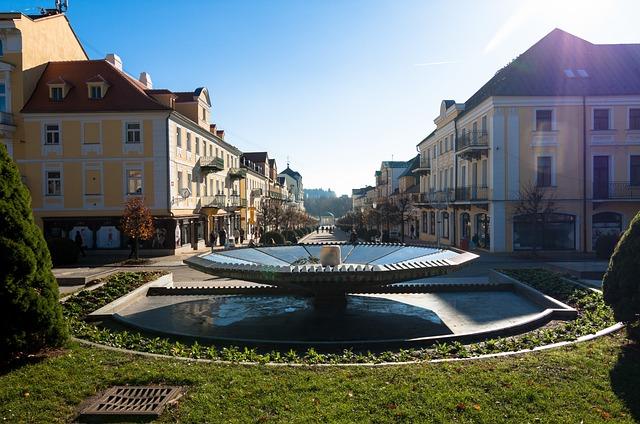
78 386 183 421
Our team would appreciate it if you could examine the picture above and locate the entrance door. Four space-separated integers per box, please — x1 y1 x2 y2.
593 156 609 199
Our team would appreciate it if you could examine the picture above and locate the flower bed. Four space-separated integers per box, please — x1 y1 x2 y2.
64 269 617 364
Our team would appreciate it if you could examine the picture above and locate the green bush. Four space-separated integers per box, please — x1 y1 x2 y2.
281 230 298 244
0 144 67 360
603 211 640 342
46 237 79 266
294 229 304 238
595 234 619 260
260 231 285 246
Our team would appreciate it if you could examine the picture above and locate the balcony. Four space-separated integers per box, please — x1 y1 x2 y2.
228 167 246 180
269 190 284 200
593 181 640 200
250 188 263 199
456 130 489 160
201 194 226 208
200 156 224 173
413 189 455 206
413 155 431 174
455 185 490 202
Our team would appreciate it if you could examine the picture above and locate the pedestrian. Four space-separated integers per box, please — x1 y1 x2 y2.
234 228 240 245
209 230 217 252
410 224 415 239
75 231 86 257
219 228 227 247
239 228 245 244
349 228 358 244
316 226 319 234
127 237 135 259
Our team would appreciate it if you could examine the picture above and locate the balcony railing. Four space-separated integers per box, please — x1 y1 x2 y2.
200 156 225 173
455 185 490 201
228 167 246 180
456 130 489 152
269 190 284 200
201 194 226 208
0 112 14 126
414 189 455 205
250 188 263 198
593 181 640 200
413 155 431 174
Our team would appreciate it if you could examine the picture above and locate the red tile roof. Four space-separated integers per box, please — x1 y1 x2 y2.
22 60 171 113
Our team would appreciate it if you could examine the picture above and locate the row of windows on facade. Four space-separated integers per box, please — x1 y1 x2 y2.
422 108 640 160
536 155 640 188
175 128 238 168
45 169 143 197
175 170 240 197
426 160 489 191
44 122 141 145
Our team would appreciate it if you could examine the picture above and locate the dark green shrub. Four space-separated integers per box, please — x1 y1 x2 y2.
294 229 304 238
46 237 79 266
595 234 619 259
281 230 298 244
603 211 640 342
260 231 285 245
367 229 380 242
0 144 67 360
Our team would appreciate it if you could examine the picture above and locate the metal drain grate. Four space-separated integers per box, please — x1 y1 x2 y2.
78 386 182 420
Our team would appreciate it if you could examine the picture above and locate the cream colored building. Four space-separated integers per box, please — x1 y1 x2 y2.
414 29 640 252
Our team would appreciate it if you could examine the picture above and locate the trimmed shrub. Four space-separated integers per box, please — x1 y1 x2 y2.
46 237 80 266
603 211 640 342
0 144 67 360
595 234 619 260
260 231 285 246
281 230 298 244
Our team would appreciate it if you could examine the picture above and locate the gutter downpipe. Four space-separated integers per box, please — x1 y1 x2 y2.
582 96 587 253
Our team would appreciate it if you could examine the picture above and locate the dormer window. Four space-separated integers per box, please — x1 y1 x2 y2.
89 85 102 99
50 87 63 101
86 75 109 100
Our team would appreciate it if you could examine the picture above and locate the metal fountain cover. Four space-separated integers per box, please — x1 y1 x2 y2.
185 242 478 294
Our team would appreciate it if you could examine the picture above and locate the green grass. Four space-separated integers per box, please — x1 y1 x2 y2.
0 333 638 423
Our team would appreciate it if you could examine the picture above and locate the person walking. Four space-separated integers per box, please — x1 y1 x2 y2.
349 228 358 244
219 228 227 247
239 228 245 244
234 228 240 245
74 231 86 257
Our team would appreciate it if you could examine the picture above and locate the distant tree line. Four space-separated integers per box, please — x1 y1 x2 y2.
304 195 351 219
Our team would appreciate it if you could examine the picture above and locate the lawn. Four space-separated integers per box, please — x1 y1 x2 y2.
0 333 638 423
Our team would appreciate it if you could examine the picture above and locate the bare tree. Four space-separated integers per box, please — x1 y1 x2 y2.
396 195 414 243
513 182 557 255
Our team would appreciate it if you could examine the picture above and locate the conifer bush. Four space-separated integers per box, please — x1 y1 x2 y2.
0 145 67 360
259 231 285 245
603 211 640 342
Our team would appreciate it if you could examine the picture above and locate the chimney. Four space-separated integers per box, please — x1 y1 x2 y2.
210 124 217 134
138 72 152 89
105 53 123 71
216 129 225 140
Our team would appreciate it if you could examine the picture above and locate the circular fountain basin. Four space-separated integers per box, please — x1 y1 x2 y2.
184 243 478 299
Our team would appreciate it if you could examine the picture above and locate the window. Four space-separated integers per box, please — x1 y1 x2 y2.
421 212 427 234
50 87 63 101
535 110 552 131
513 213 576 250
177 171 183 190
46 171 61 196
195 137 200 155
176 128 181 148
187 173 192 195
593 108 610 130
125 122 141 144
89 85 102 99
186 133 191 152
631 156 640 186
0 83 6 112
45 124 60 145
429 211 435 235
536 156 552 187
481 115 487 132
442 212 449 239
629 108 640 130
127 170 143 194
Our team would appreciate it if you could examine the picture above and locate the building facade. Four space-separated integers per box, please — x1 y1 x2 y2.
411 29 640 252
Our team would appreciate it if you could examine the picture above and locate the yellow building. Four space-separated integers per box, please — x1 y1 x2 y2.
17 51 244 253
0 11 87 157
413 29 640 252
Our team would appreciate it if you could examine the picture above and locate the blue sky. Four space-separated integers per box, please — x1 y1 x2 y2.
4 0 640 195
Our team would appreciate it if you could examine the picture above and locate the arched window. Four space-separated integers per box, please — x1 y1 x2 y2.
441 212 449 239
513 213 575 250
475 213 490 249
429 211 435 235
461 213 471 239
